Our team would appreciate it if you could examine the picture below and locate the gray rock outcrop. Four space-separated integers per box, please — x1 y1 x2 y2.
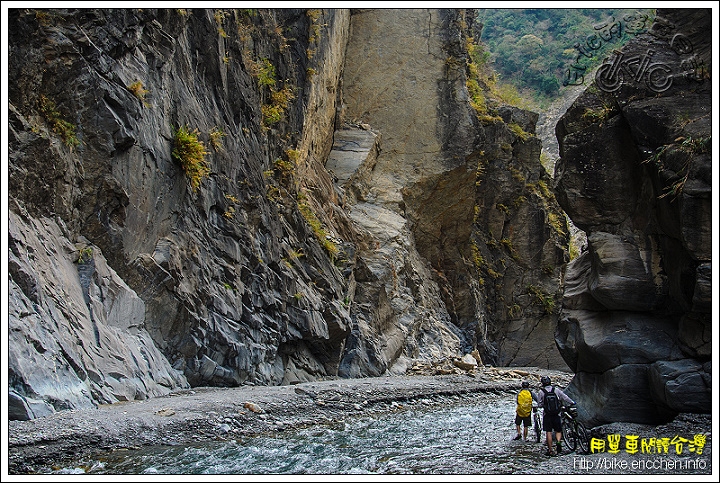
554 9 712 426
8 206 187 420
8 7 356 416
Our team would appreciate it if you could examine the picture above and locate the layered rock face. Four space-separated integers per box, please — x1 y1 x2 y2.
8 209 187 419
554 9 712 426
332 10 468 376
8 8 354 418
470 108 570 370
338 10 569 373
7 7 568 420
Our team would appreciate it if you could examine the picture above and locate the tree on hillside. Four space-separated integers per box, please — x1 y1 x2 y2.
477 8 655 108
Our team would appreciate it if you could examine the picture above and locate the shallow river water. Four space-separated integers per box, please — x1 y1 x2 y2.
55 398 554 475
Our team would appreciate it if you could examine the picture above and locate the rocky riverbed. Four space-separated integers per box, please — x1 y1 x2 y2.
6 366 713 476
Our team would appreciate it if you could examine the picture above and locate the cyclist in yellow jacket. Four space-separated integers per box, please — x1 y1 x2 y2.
514 380 534 441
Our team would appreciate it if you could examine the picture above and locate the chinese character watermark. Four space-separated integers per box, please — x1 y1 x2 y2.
590 434 707 455
562 12 708 92
562 12 651 87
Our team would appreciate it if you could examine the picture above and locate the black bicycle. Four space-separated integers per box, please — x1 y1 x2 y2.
560 405 590 454
532 403 542 443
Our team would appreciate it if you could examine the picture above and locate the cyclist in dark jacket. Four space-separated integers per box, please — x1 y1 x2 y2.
535 375 575 456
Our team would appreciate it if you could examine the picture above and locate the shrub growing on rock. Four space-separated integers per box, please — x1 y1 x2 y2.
172 125 210 191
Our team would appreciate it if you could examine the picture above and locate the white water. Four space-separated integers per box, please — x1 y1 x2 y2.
54 398 553 475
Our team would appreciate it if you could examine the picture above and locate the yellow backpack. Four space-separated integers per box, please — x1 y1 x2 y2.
517 389 533 417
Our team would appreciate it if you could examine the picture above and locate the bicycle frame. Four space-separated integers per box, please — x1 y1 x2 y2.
560 405 590 454
595 48 673 93
532 402 542 443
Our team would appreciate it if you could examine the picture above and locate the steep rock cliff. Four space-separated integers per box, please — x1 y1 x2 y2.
554 9 712 426
7 7 568 420
337 9 569 373
9 7 355 418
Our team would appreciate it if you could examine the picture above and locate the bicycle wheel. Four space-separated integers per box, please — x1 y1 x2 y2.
595 62 623 92
534 413 541 443
575 421 590 454
645 63 673 93
561 414 577 452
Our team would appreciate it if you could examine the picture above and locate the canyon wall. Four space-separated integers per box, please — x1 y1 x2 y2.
554 9 712 426
10 7 706 426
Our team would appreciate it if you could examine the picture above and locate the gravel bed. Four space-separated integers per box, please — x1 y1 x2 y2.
6 368 712 476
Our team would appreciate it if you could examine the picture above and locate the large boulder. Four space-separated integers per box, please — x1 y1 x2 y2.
558 310 684 375
565 364 677 427
648 359 711 414
584 231 666 312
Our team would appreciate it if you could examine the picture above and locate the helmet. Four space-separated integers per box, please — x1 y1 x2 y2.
521 381 530 388
540 376 551 386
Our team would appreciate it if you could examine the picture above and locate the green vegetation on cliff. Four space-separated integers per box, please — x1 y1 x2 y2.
477 8 655 108
38 95 80 148
172 125 210 191
465 34 533 117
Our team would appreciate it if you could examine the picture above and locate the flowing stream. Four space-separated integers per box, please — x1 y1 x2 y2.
52 396 557 475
